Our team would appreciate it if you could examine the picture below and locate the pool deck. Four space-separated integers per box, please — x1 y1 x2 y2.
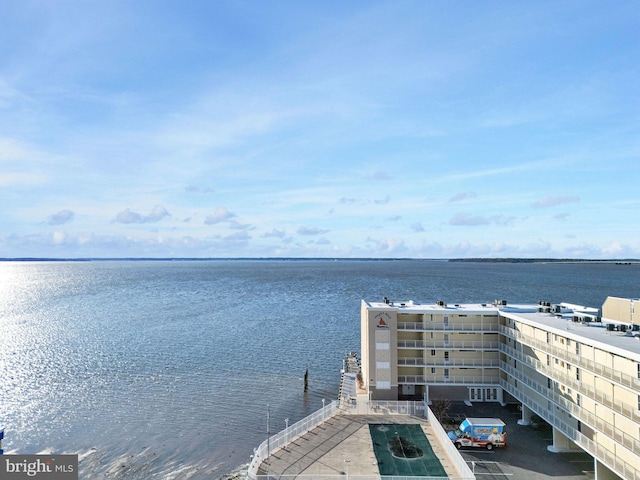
256 414 459 478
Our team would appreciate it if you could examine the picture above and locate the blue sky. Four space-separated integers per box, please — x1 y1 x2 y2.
1 1 639 258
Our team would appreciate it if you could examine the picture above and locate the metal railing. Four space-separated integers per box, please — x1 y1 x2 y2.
397 322 500 332
247 400 339 479
500 359 640 457
397 340 499 349
502 378 640 480
499 330 640 422
397 357 499 368
398 375 500 385
499 324 640 391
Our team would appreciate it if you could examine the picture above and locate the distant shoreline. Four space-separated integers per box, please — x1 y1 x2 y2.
0 257 638 263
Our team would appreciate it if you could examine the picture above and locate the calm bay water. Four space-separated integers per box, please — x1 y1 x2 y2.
1 259 639 478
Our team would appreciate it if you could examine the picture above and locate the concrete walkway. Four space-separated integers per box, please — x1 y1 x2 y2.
256 414 459 478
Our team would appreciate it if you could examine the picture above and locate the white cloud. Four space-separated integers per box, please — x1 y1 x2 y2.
449 213 516 227
204 207 236 225
297 226 330 236
449 192 477 203
449 213 491 226
261 228 286 238
47 210 74 225
370 171 393 181
229 220 254 231
531 196 580 208
115 205 170 224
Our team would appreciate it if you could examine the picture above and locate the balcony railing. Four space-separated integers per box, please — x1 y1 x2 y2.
500 359 640 457
501 378 640 480
397 357 499 368
398 374 500 385
397 321 500 332
499 331 640 422
397 339 499 349
500 324 640 391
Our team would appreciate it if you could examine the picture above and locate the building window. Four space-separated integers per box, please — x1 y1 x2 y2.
431 349 436 356
547 355 550 366
444 369 450 378
576 393 581 406
548 378 552 389
576 343 580 356
431 368 436 374
444 351 449 361
546 332 550 343
576 368 580 381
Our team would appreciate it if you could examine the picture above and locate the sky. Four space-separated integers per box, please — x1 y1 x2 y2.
1 1 639 259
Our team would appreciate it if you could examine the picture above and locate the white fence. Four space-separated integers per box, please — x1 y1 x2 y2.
424 404 475 480
340 399 426 416
247 400 339 479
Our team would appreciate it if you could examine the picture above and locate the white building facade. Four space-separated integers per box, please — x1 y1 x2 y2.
361 297 640 480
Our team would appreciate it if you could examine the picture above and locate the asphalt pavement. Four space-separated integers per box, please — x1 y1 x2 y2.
446 402 594 480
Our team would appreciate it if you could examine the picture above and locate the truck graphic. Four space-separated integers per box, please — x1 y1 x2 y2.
447 417 506 450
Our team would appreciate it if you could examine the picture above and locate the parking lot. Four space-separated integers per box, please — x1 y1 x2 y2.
443 402 594 480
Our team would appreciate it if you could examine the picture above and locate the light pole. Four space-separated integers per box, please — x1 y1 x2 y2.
285 418 289 444
266 404 270 475
344 459 350 479
322 398 326 422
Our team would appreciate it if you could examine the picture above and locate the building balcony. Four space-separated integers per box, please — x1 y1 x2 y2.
397 339 499 349
398 374 501 385
397 357 499 368
397 322 500 332
501 376 639 480
500 340 640 423
500 360 640 457
499 325 640 391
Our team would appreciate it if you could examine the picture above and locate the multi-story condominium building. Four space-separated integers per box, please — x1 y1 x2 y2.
361 296 640 480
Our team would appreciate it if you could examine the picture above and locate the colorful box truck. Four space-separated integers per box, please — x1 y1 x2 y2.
447 417 506 450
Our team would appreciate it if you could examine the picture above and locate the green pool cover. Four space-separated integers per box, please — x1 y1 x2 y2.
369 424 447 477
